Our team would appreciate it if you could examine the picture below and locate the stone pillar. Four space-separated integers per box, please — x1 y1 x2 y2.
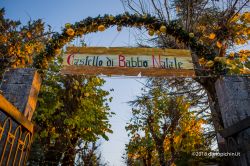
0 68 41 165
215 76 250 166
0 68 41 121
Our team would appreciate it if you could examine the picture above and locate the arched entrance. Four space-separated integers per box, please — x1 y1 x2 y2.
33 12 219 77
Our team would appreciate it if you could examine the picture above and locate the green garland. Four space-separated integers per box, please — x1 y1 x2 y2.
33 12 222 75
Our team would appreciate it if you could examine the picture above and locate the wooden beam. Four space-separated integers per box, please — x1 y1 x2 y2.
66 47 191 56
219 116 250 138
61 65 195 77
0 94 33 133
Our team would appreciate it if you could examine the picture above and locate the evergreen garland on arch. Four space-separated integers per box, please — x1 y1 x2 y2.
33 12 222 75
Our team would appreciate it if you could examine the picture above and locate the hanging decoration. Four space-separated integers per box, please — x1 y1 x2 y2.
32 12 249 76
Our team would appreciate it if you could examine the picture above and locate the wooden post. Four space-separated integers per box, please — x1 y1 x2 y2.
215 76 250 166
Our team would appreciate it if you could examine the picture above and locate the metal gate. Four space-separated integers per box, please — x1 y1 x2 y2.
0 94 34 166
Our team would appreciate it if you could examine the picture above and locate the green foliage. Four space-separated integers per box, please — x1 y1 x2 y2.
32 12 224 75
125 78 211 165
75 141 108 166
0 8 51 77
35 57 113 141
174 0 250 74
30 56 114 164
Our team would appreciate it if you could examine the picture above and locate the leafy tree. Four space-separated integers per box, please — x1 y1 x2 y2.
0 8 112 165
121 0 249 154
75 140 108 166
125 79 210 166
124 133 158 165
28 56 113 166
0 8 51 78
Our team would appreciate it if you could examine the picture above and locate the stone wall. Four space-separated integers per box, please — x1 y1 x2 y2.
0 68 41 166
215 76 250 166
0 68 41 120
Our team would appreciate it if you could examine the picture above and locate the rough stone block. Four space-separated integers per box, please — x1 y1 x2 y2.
0 68 41 121
215 76 250 165
215 76 250 128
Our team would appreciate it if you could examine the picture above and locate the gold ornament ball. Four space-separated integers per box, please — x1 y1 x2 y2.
66 28 75 36
117 26 122 32
96 78 101 84
160 25 166 33
229 52 235 58
65 23 71 29
148 30 154 36
27 32 32 38
216 41 222 48
205 60 214 68
55 49 61 56
199 58 206 65
208 33 216 40
156 30 161 35
189 33 194 38
98 25 105 32
109 15 115 21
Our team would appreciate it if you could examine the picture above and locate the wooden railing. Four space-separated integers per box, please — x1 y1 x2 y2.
0 94 34 166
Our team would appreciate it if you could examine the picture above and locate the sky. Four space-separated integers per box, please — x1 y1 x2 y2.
1 0 146 165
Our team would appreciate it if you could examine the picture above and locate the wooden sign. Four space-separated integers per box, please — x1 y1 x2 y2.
61 47 195 77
